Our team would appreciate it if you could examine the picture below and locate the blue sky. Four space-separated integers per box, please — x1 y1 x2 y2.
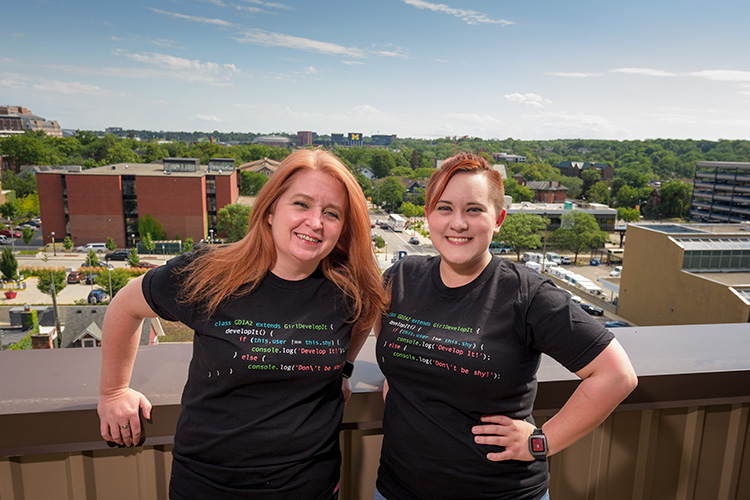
3 0 750 140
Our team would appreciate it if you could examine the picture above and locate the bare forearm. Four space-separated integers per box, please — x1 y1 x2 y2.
543 340 637 456
99 277 156 396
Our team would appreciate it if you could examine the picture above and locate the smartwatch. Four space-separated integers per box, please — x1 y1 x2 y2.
342 360 354 379
528 428 548 461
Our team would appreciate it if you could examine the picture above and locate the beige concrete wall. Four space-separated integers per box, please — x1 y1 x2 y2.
618 225 750 326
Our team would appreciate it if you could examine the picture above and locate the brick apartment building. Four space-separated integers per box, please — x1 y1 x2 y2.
37 158 238 248
0 105 62 138
527 180 569 203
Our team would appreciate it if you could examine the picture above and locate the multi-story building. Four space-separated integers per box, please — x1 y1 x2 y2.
689 161 750 223
492 152 526 163
506 201 617 232
527 180 568 203
296 131 313 147
618 223 750 326
0 105 62 138
37 158 238 248
556 161 614 181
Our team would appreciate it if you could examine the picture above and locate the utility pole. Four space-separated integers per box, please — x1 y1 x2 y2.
49 271 62 349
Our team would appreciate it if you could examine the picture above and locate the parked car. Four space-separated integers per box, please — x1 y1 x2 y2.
85 273 100 285
409 236 420 245
105 249 130 261
589 257 601 266
135 262 159 269
67 270 86 284
564 289 582 303
604 320 629 328
0 229 21 239
560 256 572 265
579 303 604 316
88 289 107 304
76 243 107 253
609 265 623 278
24 220 41 228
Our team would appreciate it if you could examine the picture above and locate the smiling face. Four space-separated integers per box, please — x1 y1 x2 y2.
267 170 347 280
426 171 506 286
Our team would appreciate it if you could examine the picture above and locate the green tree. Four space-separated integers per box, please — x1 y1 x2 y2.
614 185 640 208
658 180 693 219
37 270 67 295
377 177 407 212
0 200 19 221
399 202 419 219
141 232 155 253
19 194 40 218
370 149 396 178
0 246 17 280
183 237 194 253
550 211 609 263
128 247 140 267
22 226 34 249
95 268 130 297
588 181 611 205
496 213 547 261
240 171 270 195
217 203 252 242
581 169 601 199
617 207 641 222
139 217 164 241
63 236 73 251
374 235 385 249
138 214 167 240
503 177 534 203
84 249 100 267
106 237 117 251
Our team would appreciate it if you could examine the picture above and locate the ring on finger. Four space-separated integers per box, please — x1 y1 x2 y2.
121 424 130 430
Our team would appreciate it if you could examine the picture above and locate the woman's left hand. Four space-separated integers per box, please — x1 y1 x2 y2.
342 377 352 408
471 415 536 462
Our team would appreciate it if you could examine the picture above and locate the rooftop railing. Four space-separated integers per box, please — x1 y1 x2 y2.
2 324 749 500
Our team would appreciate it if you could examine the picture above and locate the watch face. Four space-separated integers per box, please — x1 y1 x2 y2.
531 437 546 453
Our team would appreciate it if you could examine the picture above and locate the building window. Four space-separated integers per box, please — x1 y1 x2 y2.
82 338 96 348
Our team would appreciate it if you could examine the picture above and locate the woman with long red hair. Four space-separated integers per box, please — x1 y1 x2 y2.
98 149 384 500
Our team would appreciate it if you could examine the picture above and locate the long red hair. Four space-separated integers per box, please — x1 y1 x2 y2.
179 149 385 326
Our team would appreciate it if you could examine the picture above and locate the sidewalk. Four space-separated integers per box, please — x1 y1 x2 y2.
1 277 96 306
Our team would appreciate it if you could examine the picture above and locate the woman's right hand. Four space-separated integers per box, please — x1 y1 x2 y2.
97 388 152 447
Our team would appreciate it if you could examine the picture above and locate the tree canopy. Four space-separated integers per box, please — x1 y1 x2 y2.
496 213 548 261
550 211 609 262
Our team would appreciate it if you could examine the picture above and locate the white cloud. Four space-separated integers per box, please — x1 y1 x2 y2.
532 111 623 138
234 29 365 58
195 114 223 122
611 67 679 77
402 0 513 26
149 8 236 28
341 60 366 66
239 0 293 9
547 72 602 79
504 93 552 108
114 50 240 75
302 66 317 75
0 72 28 89
686 70 750 82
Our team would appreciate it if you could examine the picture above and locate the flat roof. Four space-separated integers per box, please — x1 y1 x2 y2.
38 163 235 177
689 271 750 287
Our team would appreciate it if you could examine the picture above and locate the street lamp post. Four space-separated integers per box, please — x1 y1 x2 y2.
51 232 56 256
209 229 214 244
